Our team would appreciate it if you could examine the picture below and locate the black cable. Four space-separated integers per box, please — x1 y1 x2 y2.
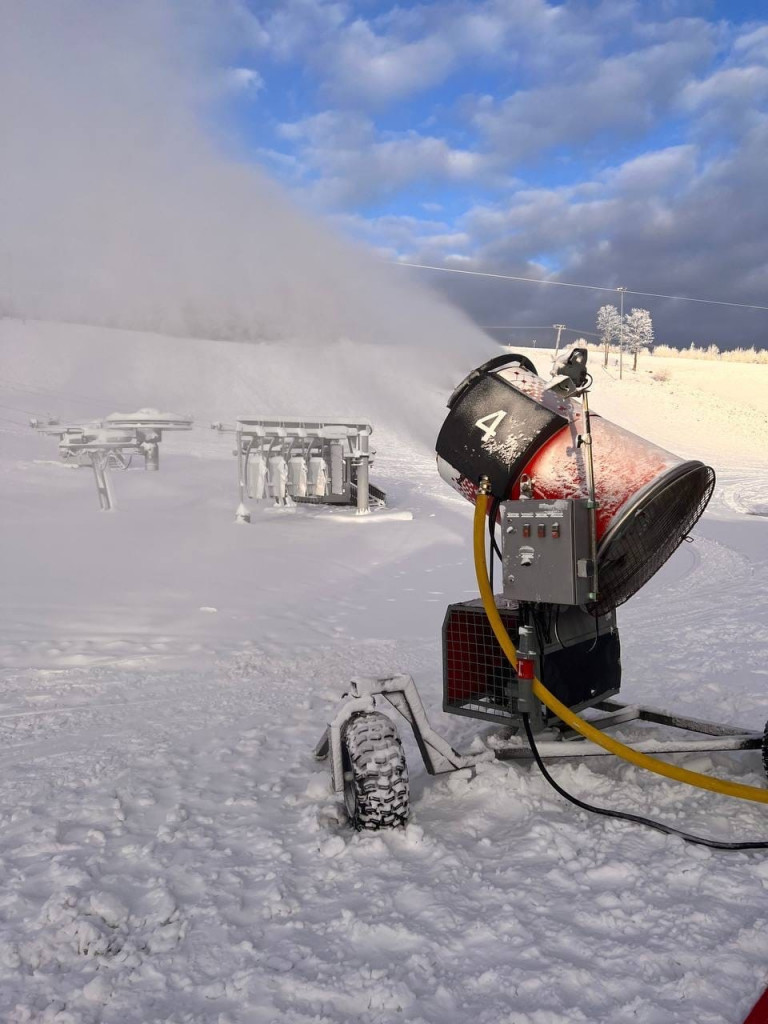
553 604 586 650
488 496 503 562
489 514 495 592
488 496 503 592
521 713 768 851
584 608 599 654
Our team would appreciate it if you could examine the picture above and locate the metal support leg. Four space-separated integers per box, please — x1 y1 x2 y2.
235 431 251 523
356 430 370 515
143 441 159 471
356 456 370 514
91 452 114 511
330 443 344 495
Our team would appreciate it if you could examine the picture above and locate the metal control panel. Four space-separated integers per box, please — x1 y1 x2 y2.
501 499 592 605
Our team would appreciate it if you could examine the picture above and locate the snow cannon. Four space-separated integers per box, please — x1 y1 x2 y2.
318 348 768 843
435 351 715 614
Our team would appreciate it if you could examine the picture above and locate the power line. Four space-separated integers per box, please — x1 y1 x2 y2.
393 261 768 313
481 324 601 338
396 261 609 293
619 287 768 310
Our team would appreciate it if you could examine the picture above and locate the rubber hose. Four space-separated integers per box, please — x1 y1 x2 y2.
473 491 768 806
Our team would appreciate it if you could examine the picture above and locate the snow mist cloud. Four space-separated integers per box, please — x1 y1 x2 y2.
0 0 487 361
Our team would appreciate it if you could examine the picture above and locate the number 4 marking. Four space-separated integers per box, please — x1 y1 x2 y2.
475 410 506 442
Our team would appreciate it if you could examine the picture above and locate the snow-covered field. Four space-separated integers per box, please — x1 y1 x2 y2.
1 319 768 1024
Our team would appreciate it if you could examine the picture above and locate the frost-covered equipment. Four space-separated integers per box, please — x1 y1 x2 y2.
435 349 715 615
314 675 480 830
435 352 761 756
317 349 764 831
31 410 193 509
211 418 385 522
102 410 194 471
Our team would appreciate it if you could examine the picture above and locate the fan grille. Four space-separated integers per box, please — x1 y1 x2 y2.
594 461 715 615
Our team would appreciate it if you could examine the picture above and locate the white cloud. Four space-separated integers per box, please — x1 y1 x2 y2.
255 147 304 177
472 30 716 161
402 142 704 268
604 145 698 193
733 25 768 64
680 65 768 110
330 21 458 103
247 0 349 62
224 67 264 94
276 111 492 207
242 0 582 107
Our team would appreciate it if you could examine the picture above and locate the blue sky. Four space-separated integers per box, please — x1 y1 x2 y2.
206 0 768 345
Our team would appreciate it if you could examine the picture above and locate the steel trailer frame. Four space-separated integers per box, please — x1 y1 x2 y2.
316 676 762 802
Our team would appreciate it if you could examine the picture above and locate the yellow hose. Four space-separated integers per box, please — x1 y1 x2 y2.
473 491 768 805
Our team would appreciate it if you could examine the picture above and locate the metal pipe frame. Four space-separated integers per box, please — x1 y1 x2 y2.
494 699 762 760
317 681 762 789
216 418 378 518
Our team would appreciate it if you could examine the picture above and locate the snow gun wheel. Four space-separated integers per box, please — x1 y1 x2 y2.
762 721 768 780
341 711 410 831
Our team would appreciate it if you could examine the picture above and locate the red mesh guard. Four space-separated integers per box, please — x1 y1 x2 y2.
443 603 520 717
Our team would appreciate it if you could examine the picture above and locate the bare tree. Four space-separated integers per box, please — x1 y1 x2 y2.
596 304 621 367
623 308 654 371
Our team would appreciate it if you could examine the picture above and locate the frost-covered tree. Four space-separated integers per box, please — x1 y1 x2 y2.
596 305 621 367
623 308 654 371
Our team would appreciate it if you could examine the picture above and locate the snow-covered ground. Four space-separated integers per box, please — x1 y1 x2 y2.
1 319 768 1024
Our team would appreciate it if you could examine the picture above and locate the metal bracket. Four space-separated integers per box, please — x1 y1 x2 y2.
314 675 490 794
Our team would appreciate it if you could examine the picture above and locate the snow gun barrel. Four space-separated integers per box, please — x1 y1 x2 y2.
435 351 715 613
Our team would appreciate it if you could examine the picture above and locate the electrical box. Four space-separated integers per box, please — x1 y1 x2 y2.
502 499 592 606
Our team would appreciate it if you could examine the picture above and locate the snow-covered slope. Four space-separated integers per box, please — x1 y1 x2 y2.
1 320 767 1024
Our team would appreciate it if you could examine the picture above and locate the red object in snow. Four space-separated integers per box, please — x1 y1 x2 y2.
744 985 768 1024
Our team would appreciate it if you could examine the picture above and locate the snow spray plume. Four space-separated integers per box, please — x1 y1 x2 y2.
0 0 493 437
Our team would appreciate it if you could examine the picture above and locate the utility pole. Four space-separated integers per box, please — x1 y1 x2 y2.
552 324 566 370
617 288 627 380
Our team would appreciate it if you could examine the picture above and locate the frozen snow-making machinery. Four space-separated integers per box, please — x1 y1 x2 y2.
210 418 386 521
31 410 193 510
317 349 768 846
436 347 712 729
